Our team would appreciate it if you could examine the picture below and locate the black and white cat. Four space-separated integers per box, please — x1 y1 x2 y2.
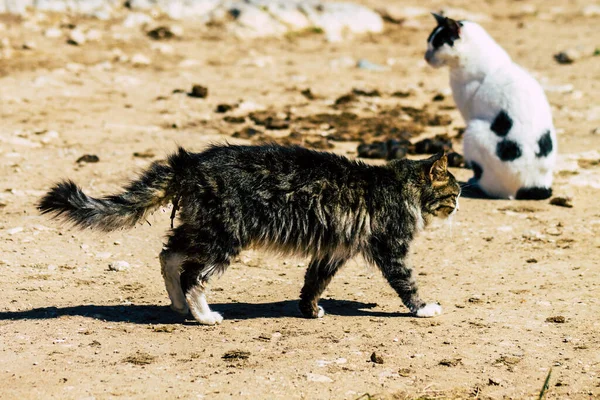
425 13 557 199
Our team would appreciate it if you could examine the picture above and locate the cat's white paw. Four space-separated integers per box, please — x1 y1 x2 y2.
317 305 325 318
416 303 442 318
170 303 189 316
196 311 224 325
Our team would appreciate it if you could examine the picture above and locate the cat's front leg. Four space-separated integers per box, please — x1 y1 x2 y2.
371 243 442 318
299 257 346 318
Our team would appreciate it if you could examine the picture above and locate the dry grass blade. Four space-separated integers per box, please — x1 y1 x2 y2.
538 368 552 400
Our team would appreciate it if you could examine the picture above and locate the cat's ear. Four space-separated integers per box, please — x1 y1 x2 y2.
428 152 448 182
432 13 462 36
431 12 446 26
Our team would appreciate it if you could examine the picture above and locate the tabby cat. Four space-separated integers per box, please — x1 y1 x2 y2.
39 144 460 325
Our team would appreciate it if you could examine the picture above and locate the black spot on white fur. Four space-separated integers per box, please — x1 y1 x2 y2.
490 110 512 137
515 187 552 200
496 140 522 161
536 130 553 158
471 161 483 180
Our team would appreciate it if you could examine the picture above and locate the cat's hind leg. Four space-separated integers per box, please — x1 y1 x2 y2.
299 257 347 318
159 249 189 315
180 261 227 325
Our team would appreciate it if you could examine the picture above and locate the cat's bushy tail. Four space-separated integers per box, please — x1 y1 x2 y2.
38 148 191 231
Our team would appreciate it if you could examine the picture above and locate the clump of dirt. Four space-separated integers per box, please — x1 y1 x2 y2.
357 134 465 163
222 350 251 361
273 131 335 150
123 352 157 365
224 104 451 151
439 358 462 367
249 111 290 130
297 108 426 142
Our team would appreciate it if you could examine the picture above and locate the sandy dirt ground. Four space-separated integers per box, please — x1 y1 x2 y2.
1 0 599 398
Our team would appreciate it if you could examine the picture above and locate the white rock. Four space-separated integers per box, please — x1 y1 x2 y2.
95 252 112 259
122 12 153 28
582 5 600 16
45 28 63 38
237 101 265 112
169 25 184 37
68 29 86 45
329 56 356 69
151 43 174 54
39 130 59 144
266 2 311 30
131 53 151 66
7 227 23 235
230 3 287 38
66 63 85 73
108 260 130 272
178 59 201 68
86 29 103 41
306 373 333 383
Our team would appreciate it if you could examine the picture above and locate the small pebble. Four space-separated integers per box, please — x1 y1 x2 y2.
488 377 502 386
188 85 208 99
554 50 580 65
549 196 573 208
216 104 235 113
76 154 99 163
108 261 130 272
147 26 177 40
22 41 36 50
546 316 566 323
370 352 384 364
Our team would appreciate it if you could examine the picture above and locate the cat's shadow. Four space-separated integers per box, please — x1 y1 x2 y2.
459 181 498 199
0 299 411 325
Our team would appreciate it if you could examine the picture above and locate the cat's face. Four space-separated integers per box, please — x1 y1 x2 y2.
424 13 463 68
419 153 461 219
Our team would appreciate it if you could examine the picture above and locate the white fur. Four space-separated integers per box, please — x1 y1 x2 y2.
426 21 556 198
159 251 189 315
317 305 325 318
186 286 223 325
416 303 442 318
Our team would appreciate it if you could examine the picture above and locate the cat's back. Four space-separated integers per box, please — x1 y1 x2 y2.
459 49 551 133
194 144 381 185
